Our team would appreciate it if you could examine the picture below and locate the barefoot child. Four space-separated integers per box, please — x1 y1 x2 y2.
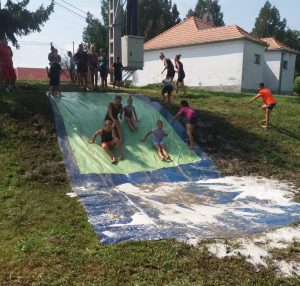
162 79 174 105
141 120 170 161
248 82 276 129
88 120 123 164
104 95 124 142
170 100 197 149
123 96 138 131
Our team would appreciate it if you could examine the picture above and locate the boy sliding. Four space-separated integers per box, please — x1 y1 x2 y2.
88 120 123 164
248 82 276 129
141 120 170 161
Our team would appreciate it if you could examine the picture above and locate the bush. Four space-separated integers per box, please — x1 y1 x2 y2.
294 76 300 94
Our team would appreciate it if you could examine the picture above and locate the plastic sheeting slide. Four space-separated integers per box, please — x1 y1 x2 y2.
51 93 300 244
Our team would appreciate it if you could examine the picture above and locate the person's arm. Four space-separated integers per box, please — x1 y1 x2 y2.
88 129 103 144
161 59 167 74
249 94 261 104
141 131 152 142
133 106 138 121
119 106 124 120
170 111 182 124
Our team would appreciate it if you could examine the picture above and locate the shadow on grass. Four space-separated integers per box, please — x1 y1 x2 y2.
269 124 300 141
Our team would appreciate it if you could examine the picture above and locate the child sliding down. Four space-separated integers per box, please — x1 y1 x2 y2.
141 120 170 161
88 120 123 164
123 96 139 131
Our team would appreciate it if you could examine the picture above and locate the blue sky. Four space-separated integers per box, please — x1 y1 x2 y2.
9 0 300 68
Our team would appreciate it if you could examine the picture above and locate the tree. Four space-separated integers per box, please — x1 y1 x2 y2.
0 0 54 47
252 0 286 41
100 0 109 27
138 0 181 41
188 0 225 26
82 12 108 51
283 29 300 75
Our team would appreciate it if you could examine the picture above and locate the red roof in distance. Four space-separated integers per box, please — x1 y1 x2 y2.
262 37 299 54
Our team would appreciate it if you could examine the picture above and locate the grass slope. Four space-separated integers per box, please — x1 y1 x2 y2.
0 83 299 285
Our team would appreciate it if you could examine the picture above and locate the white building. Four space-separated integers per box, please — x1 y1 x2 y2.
262 37 298 94
133 17 297 94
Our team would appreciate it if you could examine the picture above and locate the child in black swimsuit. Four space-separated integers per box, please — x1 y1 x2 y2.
174 54 187 96
105 95 124 142
123 95 138 131
88 120 123 164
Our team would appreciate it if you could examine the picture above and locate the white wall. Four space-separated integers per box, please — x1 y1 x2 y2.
264 51 296 93
241 41 265 91
133 41 245 92
281 53 296 93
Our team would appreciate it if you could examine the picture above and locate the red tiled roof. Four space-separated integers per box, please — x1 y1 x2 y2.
15 67 70 81
262 37 299 54
144 16 267 51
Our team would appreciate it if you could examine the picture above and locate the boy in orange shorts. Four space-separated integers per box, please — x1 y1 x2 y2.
249 82 276 129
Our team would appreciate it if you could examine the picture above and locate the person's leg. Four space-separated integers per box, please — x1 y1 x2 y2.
83 73 88 89
94 68 98 88
105 78 108 89
167 92 172 105
90 68 94 87
262 108 271 129
125 117 134 131
130 117 137 129
175 80 179 94
101 142 117 163
155 144 165 160
160 144 170 159
182 81 187 97
186 123 195 149
114 121 123 143
112 138 123 160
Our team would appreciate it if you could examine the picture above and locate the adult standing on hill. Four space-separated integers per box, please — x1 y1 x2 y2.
99 48 108 90
0 38 16 93
88 45 99 89
160 52 175 81
74 44 89 91
174 54 187 97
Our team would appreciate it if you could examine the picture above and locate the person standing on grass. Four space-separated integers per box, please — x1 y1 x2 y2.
161 78 174 105
170 100 197 149
174 54 187 97
88 45 99 89
112 56 123 90
160 52 175 81
74 44 89 91
99 48 108 90
88 120 123 165
0 38 16 93
67 51 76 83
46 51 62 96
248 82 277 129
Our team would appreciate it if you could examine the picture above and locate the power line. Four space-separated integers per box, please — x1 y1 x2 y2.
58 0 88 16
54 1 87 20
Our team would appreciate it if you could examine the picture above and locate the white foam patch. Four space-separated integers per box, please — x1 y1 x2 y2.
113 176 298 229
205 225 300 277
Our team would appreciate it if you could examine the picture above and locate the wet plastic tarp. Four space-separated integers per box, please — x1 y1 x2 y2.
51 92 200 175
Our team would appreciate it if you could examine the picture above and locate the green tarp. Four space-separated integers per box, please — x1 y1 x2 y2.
52 92 200 175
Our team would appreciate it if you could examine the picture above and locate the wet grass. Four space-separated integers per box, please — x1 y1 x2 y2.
0 82 299 284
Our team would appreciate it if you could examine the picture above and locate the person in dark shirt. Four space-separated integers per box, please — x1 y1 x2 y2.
88 44 99 89
46 53 62 96
74 44 88 90
174 54 187 97
98 48 108 90
160 52 175 81
88 120 123 164
112 56 123 90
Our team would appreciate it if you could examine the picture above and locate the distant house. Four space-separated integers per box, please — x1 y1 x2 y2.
15 67 70 82
133 16 297 94
262 37 298 94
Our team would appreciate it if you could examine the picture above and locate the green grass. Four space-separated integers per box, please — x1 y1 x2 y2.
0 82 299 285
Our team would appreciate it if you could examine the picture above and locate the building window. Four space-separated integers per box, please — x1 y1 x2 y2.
283 60 288 70
255 54 261 65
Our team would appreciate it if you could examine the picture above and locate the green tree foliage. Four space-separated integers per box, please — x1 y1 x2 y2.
100 0 109 27
294 77 300 94
187 0 225 26
252 0 286 41
138 0 181 41
82 12 108 51
252 1 300 74
0 0 54 47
